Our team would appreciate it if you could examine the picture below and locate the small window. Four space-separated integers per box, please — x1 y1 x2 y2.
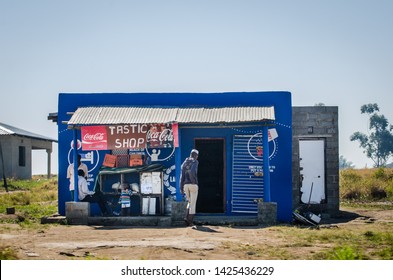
19 146 26 167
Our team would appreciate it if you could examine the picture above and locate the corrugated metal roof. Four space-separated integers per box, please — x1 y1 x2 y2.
68 107 179 125
0 125 13 135
0 122 57 142
67 106 275 125
176 107 275 123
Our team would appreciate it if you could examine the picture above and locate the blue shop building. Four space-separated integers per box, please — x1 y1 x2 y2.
54 92 293 222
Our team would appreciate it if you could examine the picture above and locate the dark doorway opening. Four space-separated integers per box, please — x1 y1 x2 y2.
195 138 225 213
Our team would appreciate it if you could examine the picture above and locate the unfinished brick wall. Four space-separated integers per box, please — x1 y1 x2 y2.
292 106 339 217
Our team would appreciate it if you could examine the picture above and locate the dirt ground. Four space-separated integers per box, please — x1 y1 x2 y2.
1 206 392 260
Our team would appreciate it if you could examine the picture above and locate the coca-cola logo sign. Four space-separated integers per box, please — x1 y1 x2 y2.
81 126 108 150
83 133 105 141
146 128 173 142
146 125 173 148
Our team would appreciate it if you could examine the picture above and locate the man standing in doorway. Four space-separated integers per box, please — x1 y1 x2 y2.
180 149 199 227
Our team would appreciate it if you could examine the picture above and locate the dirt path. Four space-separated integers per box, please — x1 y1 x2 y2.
1 207 392 260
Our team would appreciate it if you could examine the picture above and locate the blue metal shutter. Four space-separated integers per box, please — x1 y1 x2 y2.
232 135 264 213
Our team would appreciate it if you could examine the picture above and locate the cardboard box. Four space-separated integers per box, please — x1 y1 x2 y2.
142 197 156 215
102 154 117 167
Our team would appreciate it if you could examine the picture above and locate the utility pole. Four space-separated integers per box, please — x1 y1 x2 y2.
0 142 8 192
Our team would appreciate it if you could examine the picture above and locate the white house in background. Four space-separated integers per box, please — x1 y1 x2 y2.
0 122 57 179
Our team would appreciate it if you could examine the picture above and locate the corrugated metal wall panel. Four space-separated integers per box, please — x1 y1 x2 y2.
232 135 264 213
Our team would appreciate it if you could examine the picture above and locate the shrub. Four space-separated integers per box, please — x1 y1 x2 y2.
330 246 363 260
340 169 362 184
373 167 387 179
370 186 387 199
342 190 362 200
340 168 393 201
0 246 18 260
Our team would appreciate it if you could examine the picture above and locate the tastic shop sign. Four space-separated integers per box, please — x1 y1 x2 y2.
81 124 173 150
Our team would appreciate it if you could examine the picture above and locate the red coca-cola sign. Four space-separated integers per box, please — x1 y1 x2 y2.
146 124 173 148
81 126 108 150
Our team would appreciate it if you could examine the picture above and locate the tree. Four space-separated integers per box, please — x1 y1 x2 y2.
339 155 355 169
350 103 393 167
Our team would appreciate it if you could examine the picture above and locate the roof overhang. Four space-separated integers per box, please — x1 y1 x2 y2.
66 106 275 127
0 123 58 142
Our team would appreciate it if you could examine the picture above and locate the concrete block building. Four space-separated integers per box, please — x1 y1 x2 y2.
292 106 339 217
0 122 57 179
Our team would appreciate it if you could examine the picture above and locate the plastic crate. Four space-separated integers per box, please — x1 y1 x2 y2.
116 155 129 167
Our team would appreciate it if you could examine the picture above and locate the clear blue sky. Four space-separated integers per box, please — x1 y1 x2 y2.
1 0 392 174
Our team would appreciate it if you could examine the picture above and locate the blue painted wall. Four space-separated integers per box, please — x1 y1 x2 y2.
57 92 292 221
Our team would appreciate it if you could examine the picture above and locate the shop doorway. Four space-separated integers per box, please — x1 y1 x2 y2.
195 138 225 213
299 139 326 204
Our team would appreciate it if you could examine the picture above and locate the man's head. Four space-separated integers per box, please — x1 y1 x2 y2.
78 169 85 177
190 149 199 159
